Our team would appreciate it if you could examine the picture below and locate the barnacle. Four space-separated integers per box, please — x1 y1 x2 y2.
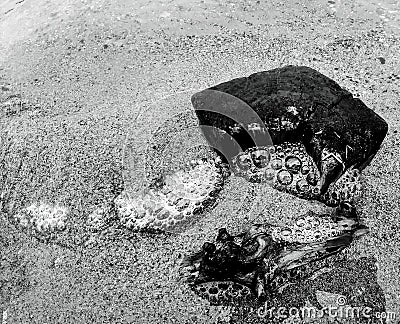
13 202 68 238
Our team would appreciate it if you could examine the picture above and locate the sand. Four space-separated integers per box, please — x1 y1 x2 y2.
0 0 399 323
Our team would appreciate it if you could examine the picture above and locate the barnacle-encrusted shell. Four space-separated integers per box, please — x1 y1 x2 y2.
182 210 368 305
271 212 350 244
115 158 227 232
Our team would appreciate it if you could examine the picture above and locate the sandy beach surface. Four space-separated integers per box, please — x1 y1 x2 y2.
0 0 399 323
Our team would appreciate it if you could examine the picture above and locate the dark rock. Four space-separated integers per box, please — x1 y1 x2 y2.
191 65 388 193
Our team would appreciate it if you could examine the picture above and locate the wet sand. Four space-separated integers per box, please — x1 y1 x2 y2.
0 0 399 323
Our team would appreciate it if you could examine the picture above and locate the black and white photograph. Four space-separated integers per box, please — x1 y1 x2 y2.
0 0 399 323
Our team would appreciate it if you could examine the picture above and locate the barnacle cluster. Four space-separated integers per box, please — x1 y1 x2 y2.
232 142 321 198
114 158 227 232
192 281 253 305
271 211 357 244
322 167 363 206
13 202 67 235
231 142 362 206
